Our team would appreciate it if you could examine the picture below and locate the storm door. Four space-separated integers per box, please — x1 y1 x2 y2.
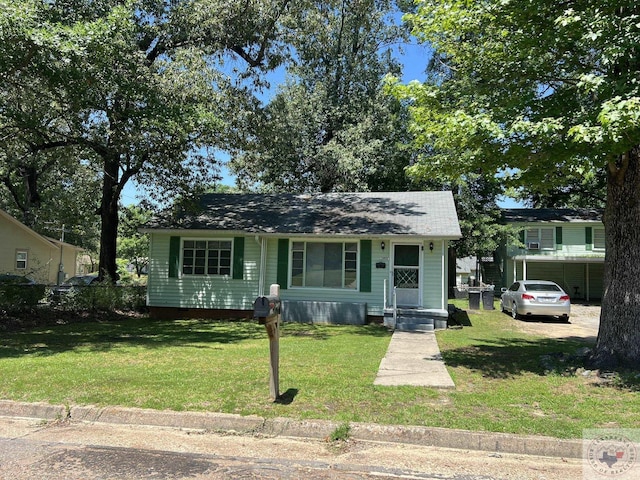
392 244 421 307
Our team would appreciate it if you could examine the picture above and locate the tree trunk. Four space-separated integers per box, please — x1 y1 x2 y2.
97 154 120 283
590 146 640 369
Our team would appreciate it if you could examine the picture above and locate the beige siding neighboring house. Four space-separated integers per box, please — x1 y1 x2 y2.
0 209 82 284
502 209 605 301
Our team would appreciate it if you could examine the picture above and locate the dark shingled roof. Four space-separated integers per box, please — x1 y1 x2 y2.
146 192 461 238
502 208 603 223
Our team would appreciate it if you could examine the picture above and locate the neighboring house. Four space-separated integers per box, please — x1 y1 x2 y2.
143 192 461 324
501 208 605 301
0 209 82 284
456 256 478 287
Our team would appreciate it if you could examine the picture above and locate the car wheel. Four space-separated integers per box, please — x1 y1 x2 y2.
511 304 519 320
561 314 570 323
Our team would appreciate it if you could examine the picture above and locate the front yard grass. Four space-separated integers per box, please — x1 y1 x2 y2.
1 305 638 439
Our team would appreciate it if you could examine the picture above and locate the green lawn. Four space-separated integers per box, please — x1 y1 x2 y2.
1 306 638 439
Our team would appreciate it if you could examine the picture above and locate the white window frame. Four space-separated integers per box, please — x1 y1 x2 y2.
290 240 358 290
181 238 233 277
526 227 554 250
15 250 28 270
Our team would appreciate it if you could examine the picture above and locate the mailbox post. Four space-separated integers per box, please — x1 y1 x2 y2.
253 284 281 401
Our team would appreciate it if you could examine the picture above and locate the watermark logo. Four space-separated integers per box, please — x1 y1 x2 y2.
584 429 638 479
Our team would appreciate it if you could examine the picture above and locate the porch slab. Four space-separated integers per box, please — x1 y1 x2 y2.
374 331 455 389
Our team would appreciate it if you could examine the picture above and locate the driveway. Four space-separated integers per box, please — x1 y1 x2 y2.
511 304 600 343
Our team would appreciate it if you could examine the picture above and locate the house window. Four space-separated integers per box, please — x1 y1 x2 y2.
182 240 232 276
594 228 606 250
526 228 554 250
16 250 27 270
291 241 358 289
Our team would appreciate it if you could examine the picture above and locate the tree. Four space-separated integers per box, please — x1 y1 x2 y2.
395 1 640 368
229 0 415 193
1 0 297 282
118 205 151 279
511 165 607 209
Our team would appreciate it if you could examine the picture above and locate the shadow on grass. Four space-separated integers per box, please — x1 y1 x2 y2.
275 388 299 405
441 336 590 379
0 312 390 359
0 316 265 359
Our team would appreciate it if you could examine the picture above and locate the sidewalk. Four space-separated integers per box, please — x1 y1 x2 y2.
374 330 455 388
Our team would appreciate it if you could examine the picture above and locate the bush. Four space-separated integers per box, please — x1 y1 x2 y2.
56 285 146 312
0 284 46 309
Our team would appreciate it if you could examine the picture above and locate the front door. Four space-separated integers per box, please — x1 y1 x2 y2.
392 244 421 307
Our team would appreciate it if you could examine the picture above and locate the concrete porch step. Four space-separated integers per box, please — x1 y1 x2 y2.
385 314 448 331
395 320 435 332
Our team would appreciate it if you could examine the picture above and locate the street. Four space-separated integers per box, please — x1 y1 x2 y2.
0 416 583 480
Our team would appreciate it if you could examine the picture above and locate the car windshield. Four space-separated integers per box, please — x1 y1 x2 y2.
524 283 561 292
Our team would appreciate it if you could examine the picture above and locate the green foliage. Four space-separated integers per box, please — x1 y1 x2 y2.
399 1 640 368
395 0 640 193
55 284 146 312
1 0 298 281
229 0 416 193
0 285 46 309
328 422 351 442
118 205 151 278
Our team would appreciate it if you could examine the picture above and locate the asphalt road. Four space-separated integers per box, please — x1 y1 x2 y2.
0 416 584 480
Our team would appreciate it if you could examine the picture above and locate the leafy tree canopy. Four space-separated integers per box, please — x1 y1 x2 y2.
396 1 640 368
1 0 298 281
229 0 417 193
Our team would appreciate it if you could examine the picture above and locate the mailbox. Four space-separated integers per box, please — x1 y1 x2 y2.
253 295 281 324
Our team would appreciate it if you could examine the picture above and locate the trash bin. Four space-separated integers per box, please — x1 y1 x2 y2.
482 289 495 310
468 290 481 310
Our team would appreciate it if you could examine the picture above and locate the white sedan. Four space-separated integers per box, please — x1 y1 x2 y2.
500 280 571 321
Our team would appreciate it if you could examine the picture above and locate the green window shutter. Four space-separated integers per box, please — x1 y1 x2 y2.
555 227 563 250
232 237 245 280
360 240 372 293
169 236 180 278
519 230 525 245
277 238 289 289
586 227 593 251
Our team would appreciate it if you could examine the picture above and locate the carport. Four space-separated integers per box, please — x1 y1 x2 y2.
509 256 604 301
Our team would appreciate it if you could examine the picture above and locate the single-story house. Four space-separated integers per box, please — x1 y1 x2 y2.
142 192 461 324
0 209 82 284
501 208 605 300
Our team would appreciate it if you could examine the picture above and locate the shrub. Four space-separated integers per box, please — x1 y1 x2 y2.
0 284 46 309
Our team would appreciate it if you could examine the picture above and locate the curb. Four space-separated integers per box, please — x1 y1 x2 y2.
0 400 583 459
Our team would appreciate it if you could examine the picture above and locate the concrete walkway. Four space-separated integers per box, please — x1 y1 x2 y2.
374 331 455 388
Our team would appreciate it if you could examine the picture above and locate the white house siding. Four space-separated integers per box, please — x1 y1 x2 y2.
423 240 446 310
505 222 605 300
263 237 383 316
147 233 261 310
263 237 447 319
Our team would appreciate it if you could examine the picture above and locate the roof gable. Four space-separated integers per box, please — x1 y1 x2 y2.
0 209 58 249
0 209 83 252
148 192 461 238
